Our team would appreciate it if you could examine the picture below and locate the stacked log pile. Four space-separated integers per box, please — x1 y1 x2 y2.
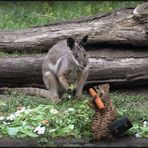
0 3 148 88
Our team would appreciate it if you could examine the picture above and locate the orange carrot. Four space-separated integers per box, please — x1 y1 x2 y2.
94 97 105 110
89 88 97 98
89 88 105 110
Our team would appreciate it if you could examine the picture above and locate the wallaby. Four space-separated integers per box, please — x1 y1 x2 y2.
0 36 89 103
42 35 89 103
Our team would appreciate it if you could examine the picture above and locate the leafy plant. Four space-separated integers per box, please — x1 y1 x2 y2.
0 92 94 138
0 90 147 139
111 92 148 138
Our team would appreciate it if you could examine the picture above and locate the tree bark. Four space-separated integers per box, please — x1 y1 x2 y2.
0 8 148 53
0 5 148 88
0 55 44 88
0 45 148 87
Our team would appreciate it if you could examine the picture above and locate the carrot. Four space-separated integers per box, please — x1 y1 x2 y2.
89 88 105 110
94 97 105 110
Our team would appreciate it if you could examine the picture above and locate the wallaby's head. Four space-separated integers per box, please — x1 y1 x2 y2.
67 35 89 70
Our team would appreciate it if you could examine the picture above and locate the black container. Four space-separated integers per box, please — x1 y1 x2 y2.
108 116 133 137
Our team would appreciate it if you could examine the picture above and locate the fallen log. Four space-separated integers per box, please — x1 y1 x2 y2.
0 55 44 88
0 45 148 88
0 7 148 53
0 3 148 88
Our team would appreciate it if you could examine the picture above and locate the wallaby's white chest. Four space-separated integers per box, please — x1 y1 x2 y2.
48 56 64 74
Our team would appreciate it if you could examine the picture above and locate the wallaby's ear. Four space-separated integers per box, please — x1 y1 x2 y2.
79 35 88 47
67 37 75 48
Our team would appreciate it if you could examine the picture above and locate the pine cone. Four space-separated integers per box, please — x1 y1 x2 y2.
89 84 117 141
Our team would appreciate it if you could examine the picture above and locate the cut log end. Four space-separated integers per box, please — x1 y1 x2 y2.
133 2 148 17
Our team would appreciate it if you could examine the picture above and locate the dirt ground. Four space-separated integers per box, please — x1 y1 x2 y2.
0 137 147 147
0 86 147 147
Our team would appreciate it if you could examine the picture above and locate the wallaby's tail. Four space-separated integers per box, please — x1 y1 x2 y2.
0 87 53 100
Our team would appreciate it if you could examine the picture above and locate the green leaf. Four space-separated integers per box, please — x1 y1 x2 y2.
19 127 38 138
7 127 20 136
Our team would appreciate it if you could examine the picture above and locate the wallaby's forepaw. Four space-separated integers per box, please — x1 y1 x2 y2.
52 96 61 104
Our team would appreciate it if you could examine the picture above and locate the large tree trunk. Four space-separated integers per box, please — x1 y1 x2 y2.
0 45 148 88
0 7 148 53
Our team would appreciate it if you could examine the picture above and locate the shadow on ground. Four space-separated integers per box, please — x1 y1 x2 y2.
111 85 148 96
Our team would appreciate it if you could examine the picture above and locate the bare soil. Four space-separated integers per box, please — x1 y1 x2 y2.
0 137 147 147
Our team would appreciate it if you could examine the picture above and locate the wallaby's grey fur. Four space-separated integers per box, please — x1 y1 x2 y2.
0 36 89 103
42 35 89 103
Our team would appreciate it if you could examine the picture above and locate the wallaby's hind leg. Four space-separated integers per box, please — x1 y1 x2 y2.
43 71 61 103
